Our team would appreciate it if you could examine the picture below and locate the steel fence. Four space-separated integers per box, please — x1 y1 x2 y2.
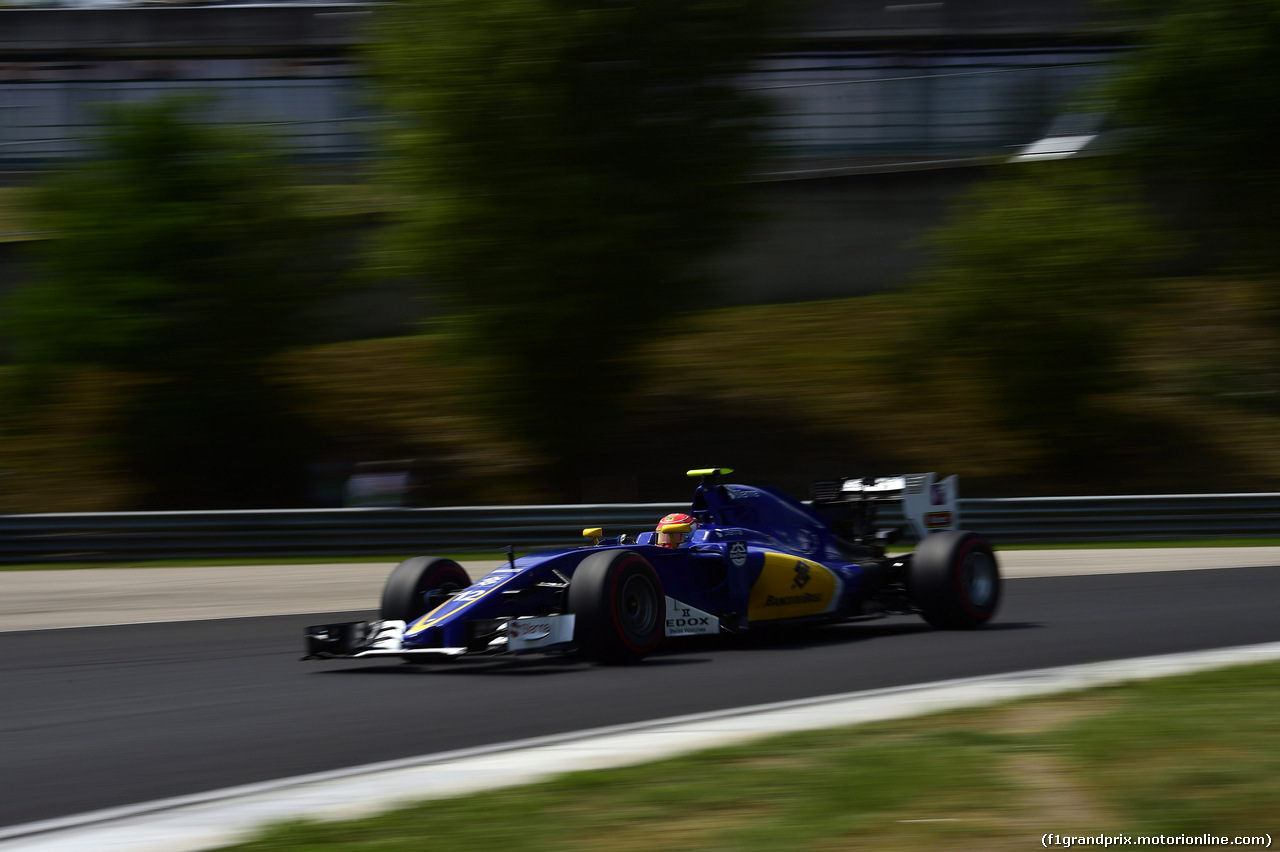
2 494 1279 565
0 78 374 165
0 49 1117 168
0 503 683 565
961 494 1280 544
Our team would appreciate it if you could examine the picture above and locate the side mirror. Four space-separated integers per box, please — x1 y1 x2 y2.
583 527 604 546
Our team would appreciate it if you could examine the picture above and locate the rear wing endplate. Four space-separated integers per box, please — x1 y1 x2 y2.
811 473 959 541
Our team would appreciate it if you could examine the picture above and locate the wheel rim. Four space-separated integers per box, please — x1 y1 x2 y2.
417 577 464 619
961 550 996 608
618 573 660 641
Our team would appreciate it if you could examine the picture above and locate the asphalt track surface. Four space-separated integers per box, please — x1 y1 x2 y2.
3 565 1280 831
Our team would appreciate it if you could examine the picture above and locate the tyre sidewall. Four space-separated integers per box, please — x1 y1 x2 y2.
909 530 1000 629
380 556 470 623
569 550 664 664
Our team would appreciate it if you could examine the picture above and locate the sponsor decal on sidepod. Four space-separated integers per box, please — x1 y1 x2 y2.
664 598 719 637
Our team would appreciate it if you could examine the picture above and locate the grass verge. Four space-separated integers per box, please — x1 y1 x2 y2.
219 661 1280 852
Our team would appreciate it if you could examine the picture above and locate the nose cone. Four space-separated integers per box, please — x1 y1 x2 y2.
402 621 442 649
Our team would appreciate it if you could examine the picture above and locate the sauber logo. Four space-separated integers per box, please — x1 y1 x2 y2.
727 541 748 568
510 620 553 640
791 562 811 589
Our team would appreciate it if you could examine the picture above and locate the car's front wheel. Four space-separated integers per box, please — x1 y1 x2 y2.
908 530 1000 629
380 556 470 624
568 550 664 665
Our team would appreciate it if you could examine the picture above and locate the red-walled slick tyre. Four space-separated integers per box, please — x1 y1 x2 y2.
568 550 664 665
380 556 470 624
909 530 1001 629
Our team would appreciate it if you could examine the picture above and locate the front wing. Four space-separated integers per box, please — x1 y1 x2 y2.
304 597 719 660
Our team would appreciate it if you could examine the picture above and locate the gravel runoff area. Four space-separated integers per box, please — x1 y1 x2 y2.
3 547 1280 634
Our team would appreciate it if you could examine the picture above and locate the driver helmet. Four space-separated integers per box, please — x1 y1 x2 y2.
656 512 697 548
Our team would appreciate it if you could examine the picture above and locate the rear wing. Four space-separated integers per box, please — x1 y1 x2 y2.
811 473 959 542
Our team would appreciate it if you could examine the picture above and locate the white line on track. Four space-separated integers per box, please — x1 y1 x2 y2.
3 640 1280 852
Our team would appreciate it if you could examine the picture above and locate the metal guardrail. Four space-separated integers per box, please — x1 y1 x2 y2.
0 503 684 565
2 494 1280 565
961 494 1280 544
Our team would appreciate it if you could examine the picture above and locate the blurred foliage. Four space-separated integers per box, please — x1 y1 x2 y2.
641 281 1280 497
890 0 1280 481
0 367 145 513
904 163 1169 467
9 0 1280 509
272 337 546 505
1107 0 1280 273
635 295 1033 488
5 277 1280 511
0 188 38 244
365 0 781 483
1 98 347 509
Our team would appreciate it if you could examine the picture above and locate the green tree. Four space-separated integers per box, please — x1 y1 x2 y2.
1103 0 1280 415
1107 0 1280 270
3 99 343 508
910 164 1165 462
366 0 778 484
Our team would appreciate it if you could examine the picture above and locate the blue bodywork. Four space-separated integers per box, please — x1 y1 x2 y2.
399 480 882 651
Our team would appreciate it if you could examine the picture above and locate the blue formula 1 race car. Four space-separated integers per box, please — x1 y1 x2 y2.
304 469 1000 666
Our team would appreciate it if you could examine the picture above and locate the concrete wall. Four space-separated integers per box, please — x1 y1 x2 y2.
0 0 1126 342
788 0 1124 40
0 0 1120 55
712 166 985 303
0 1 1127 167
0 6 368 56
0 163 987 353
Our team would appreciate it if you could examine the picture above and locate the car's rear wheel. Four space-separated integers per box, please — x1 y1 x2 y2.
568 550 664 665
909 530 1000 629
380 556 470 623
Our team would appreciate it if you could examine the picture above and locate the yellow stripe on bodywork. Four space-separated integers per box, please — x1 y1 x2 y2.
405 571 520 634
747 552 838 622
